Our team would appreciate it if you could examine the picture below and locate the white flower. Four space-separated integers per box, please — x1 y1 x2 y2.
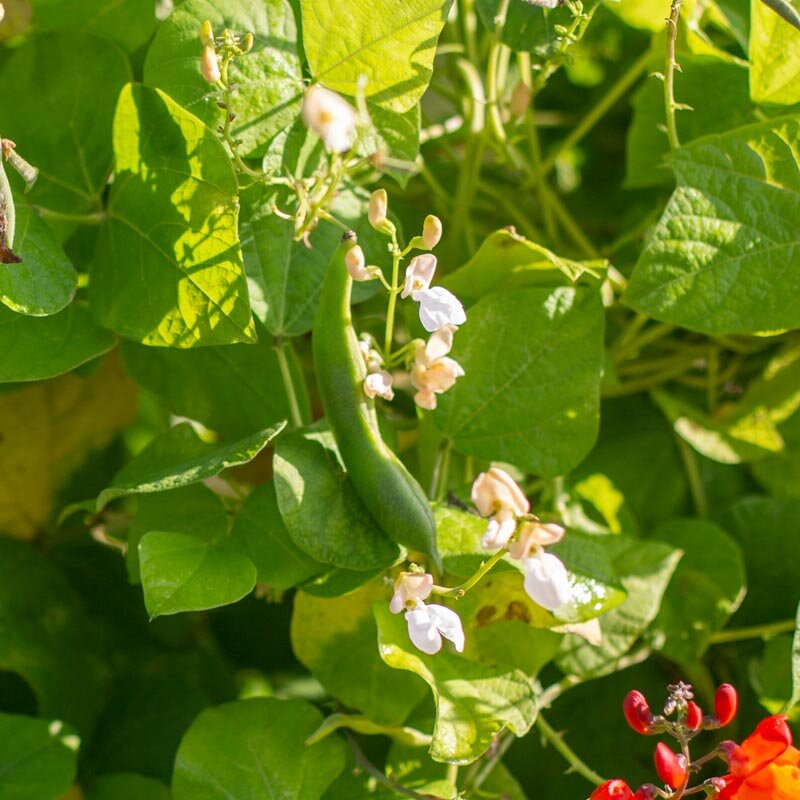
201 44 220 83
345 245 372 282
390 572 433 613
471 468 529 549
414 287 466 332
302 85 356 153
522 552 571 611
401 254 437 299
482 515 518 550
364 370 394 401
422 215 443 249
410 326 464 411
404 602 465 655
508 520 565 560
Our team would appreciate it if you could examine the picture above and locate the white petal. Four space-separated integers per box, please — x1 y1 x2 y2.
413 287 467 332
426 325 456 360
481 515 516 550
401 254 437 299
427 604 465 652
405 606 442 655
523 552 571 611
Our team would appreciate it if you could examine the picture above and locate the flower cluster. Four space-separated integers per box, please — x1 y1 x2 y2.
471 468 570 612
593 682 800 799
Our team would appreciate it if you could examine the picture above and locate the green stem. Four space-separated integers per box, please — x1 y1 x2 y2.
676 437 708 519
613 322 676 362
274 338 305 428
486 0 512 145
602 363 695 396
540 48 651 175
541 182 599 258
383 249 402 360
431 548 508 599
430 439 453 502
536 714 605 786
664 0 683 151
33 207 106 226
469 731 516 790
709 619 796 645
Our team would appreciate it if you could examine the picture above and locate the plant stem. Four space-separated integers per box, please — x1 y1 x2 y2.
540 47 652 175
709 619 796 644
536 714 605 786
383 249 402 360
430 438 453 502
664 0 683 150
470 731 516 790
431 548 508 598
676 437 708 519
541 181 599 258
274 337 305 428
33 207 106 226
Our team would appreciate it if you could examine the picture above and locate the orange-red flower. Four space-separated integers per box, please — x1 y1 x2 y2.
718 715 800 800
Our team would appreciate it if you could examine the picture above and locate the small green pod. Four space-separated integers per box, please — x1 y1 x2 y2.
313 231 441 570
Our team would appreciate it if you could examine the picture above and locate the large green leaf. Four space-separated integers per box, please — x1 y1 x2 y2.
90 83 255 347
434 286 604 476
624 116 800 334
292 582 428 724
648 519 745 664
0 540 109 736
0 713 80 800
145 0 302 157
752 409 800 498
625 54 757 188
750 0 800 106
301 0 451 112
0 303 115 383
121 333 308 439
0 203 77 316
230 481 323 591
140 530 257 618
557 537 682 676
273 426 402 571
28 0 159 52
0 33 130 214
81 421 284 513
172 698 345 800
375 604 538 764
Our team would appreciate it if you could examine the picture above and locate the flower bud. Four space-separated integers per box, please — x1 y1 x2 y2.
201 44 221 83
590 780 633 800
241 32 254 52
368 189 388 228
632 787 657 800
471 468 529 520
654 743 687 790
199 20 214 46
686 701 703 731
623 691 652 735
421 215 442 249
364 370 394 401
390 572 433 614
714 684 738 727
345 245 372 282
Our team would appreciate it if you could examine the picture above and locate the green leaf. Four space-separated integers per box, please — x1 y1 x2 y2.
624 116 800 334
127 484 230 584
231 481 324 590
0 713 80 800
752 410 800 497
120 333 308 439
784 602 800 714
28 0 159 52
85 421 284 513
750 0 800 105
0 539 109 736
625 54 758 188
86 774 172 800
0 33 130 214
291 582 428 724
434 286 604 477
0 203 77 316
557 537 682 676
90 83 255 347
750 634 800 720
140 531 257 618
172 698 345 800
144 0 302 157
301 0 451 112
297 565 386 598
273 426 402 571
648 519 745 664
441 228 605 304
374 604 538 764
0 303 115 383
359 103 421 184
722 497 800 625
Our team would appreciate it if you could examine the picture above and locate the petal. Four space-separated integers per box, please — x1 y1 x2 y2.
426 325 456 360
523 552 571 611
427 604 465 652
736 715 793 778
482 515 516 550
405 606 442 655
415 287 467 332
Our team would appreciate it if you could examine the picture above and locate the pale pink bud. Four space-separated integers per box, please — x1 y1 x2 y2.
390 572 433 613
422 215 442 249
345 245 371 281
508 520 565 560
201 44 221 83
471 468 529 520
414 390 437 410
368 189 388 229
364 370 394 401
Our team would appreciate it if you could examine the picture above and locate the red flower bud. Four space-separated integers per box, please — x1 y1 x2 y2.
686 700 703 731
714 684 738 726
654 742 687 790
590 779 633 800
623 690 652 734
633 787 657 800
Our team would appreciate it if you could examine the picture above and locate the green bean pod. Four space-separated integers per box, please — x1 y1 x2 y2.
313 231 441 570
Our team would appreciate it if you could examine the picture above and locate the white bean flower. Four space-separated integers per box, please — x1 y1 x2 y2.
404 602 465 655
471 468 530 550
401 254 437 299
364 370 394 401
507 519 565 560
522 551 571 611
410 326 465 411
414 287 466 332
301 85 356 153
389 571 433 613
